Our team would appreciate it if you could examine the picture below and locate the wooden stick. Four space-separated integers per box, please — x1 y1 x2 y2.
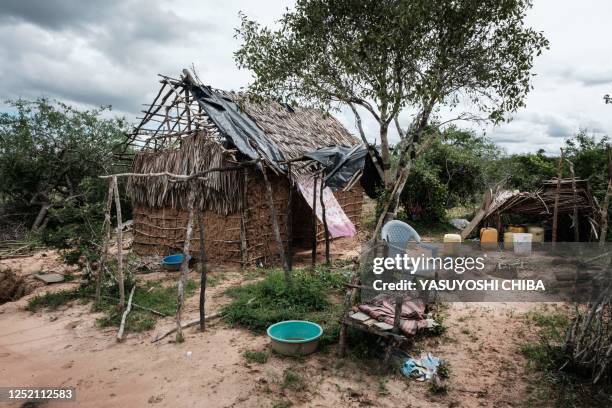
112 176 125 311
176 186 196 343
197 211 207 332
261 165 290 282
552 148 564 245
566 160 580 242
311 176 318 268
151 312 223 343
319 173 331 265
287 163 294 271
97 179 114 304
117 285 136 342
240 168 249 269
392 296 403 334
98 159 260 180
600 146 612 245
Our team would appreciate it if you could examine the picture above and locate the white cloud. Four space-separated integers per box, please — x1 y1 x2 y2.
0 0 610 155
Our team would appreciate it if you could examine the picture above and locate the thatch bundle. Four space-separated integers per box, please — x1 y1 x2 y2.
127 132 243 215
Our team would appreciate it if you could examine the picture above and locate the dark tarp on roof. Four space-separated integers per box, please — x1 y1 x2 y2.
303 145 382 198
191 85 286 171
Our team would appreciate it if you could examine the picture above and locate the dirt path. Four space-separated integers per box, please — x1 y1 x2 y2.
0 267 554 408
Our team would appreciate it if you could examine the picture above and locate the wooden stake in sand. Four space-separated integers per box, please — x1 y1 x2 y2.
319 172 331 265
197 211 207 332
112 176 125 311
176 186 196 343
261 164 290 282
311 176 318 268
117 285 136 342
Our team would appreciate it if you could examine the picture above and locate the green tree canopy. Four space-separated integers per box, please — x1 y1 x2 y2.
235 0 548 189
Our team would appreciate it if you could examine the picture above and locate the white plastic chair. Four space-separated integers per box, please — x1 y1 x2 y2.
381 220 438 278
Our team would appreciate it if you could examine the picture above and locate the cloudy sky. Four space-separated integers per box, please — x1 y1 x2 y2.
0 0 610 154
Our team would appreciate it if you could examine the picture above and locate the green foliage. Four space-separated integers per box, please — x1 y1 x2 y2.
282 368 305 391
564 131 610 201
26 288 87 312
244 350 269 364
520 309 612 407
0 98 130 262
398 127 500 224
222 267 348 345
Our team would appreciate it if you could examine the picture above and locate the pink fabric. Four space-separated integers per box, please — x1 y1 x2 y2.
296 176 357 238
356 295 428 336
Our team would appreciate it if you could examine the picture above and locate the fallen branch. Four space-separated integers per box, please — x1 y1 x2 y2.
117 285 136 342
98 295 167 317
151 312 223 343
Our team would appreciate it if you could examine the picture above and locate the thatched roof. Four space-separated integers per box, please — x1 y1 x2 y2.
230 93 358 161
126 70 360 213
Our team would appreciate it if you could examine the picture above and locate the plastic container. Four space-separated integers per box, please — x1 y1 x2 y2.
480 227 498 250
443 234 462 256
527 226 545 243
162 253 190 271
513 233 533 255
503 232 515 250
267 320 323 356
508 225 526 233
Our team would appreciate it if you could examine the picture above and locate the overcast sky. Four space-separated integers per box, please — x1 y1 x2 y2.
1 0 610 154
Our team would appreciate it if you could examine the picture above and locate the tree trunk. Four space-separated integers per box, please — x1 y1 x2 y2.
97 179 114 304
112 176 125 311
380 124 391 187
197 211 207 332
31 203 51 231
176 187 196 342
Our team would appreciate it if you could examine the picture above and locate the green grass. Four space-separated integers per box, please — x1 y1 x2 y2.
222 266 348 347
95 280 197 333
520 309 612 407
26 288 85 312
282 368 305 391
244 350 269 364
27 277 198 334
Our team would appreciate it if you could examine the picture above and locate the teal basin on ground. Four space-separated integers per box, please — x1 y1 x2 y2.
267 320 323 356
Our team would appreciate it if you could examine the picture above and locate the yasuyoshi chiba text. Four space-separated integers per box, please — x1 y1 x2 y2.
372 279 546 292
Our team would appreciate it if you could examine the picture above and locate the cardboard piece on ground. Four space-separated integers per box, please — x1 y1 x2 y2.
34 273 65 284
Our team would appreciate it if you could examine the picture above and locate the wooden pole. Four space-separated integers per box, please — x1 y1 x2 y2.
319 173 331 265
240 168 249 269
567 160 580 242
261 165 290 282
112 176 125 311
176 186 196 343
97 179 114 304
311 176 318 268
117 285 136 342
600 147 612 245
197 211 207 332
552 148 564 245
286 163 294 271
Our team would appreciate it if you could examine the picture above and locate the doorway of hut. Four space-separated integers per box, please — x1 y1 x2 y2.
289 188 317 253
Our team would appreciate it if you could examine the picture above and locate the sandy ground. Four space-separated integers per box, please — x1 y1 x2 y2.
0 244 560 408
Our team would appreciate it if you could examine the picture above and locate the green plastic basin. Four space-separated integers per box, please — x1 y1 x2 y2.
266 320 323 356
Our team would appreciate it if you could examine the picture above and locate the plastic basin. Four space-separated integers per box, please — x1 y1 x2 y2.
162 254 190 271
267 320 323 356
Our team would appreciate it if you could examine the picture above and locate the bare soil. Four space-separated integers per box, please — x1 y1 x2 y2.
0 247 559 408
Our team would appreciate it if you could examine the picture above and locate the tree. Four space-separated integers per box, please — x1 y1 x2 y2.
235 0 548 230
0 98 127 232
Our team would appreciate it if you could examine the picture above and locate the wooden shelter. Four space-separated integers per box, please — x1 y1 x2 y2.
462 178 603 242
125 70 365 266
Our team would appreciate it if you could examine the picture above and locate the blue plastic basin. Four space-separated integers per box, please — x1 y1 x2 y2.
267 320 323 356
162 254 190 271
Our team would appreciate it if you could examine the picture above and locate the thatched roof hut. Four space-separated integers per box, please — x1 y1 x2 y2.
126 69 368 265
463 178 602 242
